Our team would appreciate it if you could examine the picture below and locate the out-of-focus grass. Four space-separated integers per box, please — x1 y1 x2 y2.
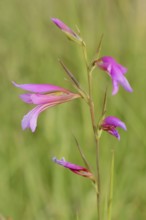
0 0 146 219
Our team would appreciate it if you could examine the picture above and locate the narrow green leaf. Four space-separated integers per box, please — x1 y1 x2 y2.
73 135 92 173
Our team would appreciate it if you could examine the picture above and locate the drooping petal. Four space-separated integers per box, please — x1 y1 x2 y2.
105 127 120 140
13 81 81 132
52 157 94 180
103 116 127 131
21 92 80 132
114 72 133 93
21 103 56 132
94 56 133 95
12 81 67 93
119 76 133 93
110 66 133 94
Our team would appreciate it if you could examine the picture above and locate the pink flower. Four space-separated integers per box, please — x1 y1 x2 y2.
100 116 127 140
95 56 133 95
13 82 80 132
51 18 82 43
53 157 94 180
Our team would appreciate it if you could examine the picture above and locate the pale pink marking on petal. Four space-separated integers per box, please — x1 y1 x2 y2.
112 80 119 95
21 103 57 132
107 64 112 73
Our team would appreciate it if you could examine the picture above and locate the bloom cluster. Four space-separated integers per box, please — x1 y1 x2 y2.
13 18 133 179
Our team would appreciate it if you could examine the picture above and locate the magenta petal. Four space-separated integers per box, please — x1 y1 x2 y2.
12 81 67 93
95 56 133 95
53 157 82 170
20 92 79 105
51 18 79 39
20 94 33 104
101 116 127 140
51 18 74 35
111 66 133 94
103 116 127 131
100 57 127 75
52 157 94 179
107 128 120 140
21 93 78 131
13 80 80 132
116 74 133 93
117 63 127 75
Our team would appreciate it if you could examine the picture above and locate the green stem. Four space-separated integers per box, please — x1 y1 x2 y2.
82 41 89 70
107 150 115 220
95 136 101 220
82 42 101 220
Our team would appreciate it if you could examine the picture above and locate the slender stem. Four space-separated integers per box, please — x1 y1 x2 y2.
82 41 89 70
82 42 101 220
107 150 115 220
88 71 101 217
88 71 96 131
95 137 100 220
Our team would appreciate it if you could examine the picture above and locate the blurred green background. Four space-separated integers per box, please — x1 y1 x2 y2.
0 0 146 219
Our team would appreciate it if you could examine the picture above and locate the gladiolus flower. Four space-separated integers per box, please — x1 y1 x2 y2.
51 18 82 43
13 82 80 132
53 157 95 180
94 56 133 95
100 116 127 140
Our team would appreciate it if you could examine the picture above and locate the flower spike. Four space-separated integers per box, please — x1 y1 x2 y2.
53 157 95 181
51 18 82 44
13 82 80 132
94 56 133 95
100 116 127 140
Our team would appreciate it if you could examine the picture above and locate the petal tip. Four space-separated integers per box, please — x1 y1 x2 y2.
114 131 120 140
129 87 133 93
122 123 127 131
51 18 56 23
52 157 57 162
12 81 18 87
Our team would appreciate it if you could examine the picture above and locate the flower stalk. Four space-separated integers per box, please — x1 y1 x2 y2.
81 42 101 220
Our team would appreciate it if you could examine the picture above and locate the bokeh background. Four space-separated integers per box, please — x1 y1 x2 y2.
0 0 146 219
